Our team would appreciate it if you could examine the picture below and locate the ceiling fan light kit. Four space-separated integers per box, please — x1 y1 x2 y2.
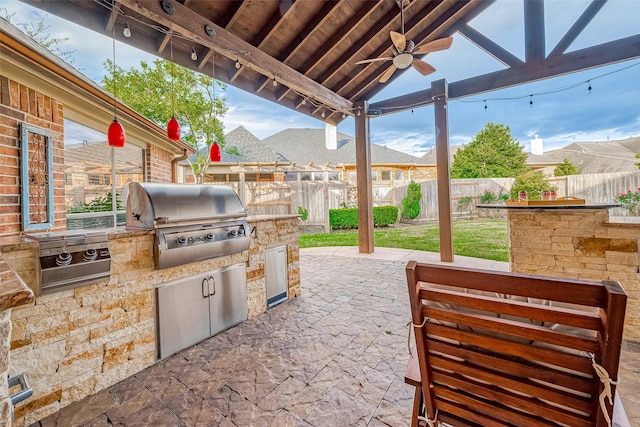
355 1 453 83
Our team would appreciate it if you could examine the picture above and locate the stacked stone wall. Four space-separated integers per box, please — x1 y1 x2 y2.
508 209 640 341
4 216 299 425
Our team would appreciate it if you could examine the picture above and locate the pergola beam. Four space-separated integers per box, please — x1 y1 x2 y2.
370 33 640 114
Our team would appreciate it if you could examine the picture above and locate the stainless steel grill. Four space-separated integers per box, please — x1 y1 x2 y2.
125 182 250 269
27 230 111 294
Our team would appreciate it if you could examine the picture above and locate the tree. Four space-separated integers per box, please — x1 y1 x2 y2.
510 171 556 200
102 58 227 183
401 180 422 220
554 159 580 176
450 123 528 178
1 9 76 64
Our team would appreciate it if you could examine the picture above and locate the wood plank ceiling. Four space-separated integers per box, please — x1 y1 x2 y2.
20 0 491 125
19 0 640 125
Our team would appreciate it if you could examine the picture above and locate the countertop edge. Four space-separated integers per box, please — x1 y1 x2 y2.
0 253 35 310
476 204 620 210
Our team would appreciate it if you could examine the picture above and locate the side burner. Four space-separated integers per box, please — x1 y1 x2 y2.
26 230 111 294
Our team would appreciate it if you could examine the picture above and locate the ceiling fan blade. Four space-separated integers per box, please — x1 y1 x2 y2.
412 36 454 55
411 59 436 76
379 65 397 83
390 31 406 52
355 57 393 65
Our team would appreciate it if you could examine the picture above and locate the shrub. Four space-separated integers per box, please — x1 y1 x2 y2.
329 206 399 229
401 180 422 220
457 196 474 212
330 208 358 229
616 188 640 216
297 206 309 221
479 187 509 204
510 171 556 200
373 206 398 227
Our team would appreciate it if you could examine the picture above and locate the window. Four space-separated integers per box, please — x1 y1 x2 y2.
348 171 357 181
327 172 339 181
313 172 324 181
371 171 379 181
285 172 299 181
395 171 403 180
300 172 312 181
64 120 145 230
381 170 391 181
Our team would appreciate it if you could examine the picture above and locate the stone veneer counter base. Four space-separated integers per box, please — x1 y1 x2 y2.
0 215 300 426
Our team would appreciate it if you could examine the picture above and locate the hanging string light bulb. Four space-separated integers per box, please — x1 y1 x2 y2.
107 17 125 147
166 18 180 140
209 29 221 162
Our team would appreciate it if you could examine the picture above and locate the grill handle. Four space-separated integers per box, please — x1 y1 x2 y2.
9 373 33 420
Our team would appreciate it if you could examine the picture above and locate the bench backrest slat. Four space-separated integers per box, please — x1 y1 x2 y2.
407 261 627 427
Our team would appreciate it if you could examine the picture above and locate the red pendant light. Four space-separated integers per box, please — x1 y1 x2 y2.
108 119 126 147
167 116 180 140
107 19 125 147
209 142 221 162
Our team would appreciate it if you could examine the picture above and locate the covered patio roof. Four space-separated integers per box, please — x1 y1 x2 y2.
21 0 640 258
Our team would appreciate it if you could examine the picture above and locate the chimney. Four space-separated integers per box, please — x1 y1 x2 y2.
530 134 543 155
325 123 337 150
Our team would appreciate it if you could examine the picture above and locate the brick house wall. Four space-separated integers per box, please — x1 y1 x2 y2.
146 144 173 183
0 77 66 236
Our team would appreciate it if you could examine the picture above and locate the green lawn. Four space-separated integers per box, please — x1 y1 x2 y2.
299 219 509 262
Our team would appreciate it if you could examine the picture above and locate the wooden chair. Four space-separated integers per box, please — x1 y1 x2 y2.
405 261 627 427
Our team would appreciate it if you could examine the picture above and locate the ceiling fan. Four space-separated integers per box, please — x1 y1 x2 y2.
356 0 453 83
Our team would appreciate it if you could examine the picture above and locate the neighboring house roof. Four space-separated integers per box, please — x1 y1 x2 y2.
223 126 286 163
188 126 285 163
261 128 427 165
544 139 640 173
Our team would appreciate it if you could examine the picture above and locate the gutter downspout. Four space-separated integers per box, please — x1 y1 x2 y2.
171 149 189 183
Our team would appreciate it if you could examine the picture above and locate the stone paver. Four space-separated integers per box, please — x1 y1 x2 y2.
29 248 639 426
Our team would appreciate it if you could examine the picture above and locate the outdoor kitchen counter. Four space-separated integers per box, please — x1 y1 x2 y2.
483 204 640 342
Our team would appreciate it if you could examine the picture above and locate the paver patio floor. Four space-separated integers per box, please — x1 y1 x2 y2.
30 248 640 426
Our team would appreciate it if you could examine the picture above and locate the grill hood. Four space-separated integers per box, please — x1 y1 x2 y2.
125 182 250 270
126 182 247 229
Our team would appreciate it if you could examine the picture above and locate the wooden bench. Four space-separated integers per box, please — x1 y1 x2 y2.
405 261 628 427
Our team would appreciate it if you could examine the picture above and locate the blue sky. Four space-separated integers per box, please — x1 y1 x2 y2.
2 0 639 156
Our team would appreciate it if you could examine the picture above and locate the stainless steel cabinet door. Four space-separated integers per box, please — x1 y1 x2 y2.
209 263 247 336
156 274 210 359
265 245 288 307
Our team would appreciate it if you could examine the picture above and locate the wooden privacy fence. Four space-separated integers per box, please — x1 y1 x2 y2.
236 171 640 230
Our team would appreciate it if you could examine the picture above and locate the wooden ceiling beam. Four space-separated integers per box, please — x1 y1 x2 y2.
549 0 607 57
370 33 640 114
524 0 545 63
116 0 352 112
229 0 298 82
223 1 248 30
105 1 119 33
455 22 523 67
278 0 384 105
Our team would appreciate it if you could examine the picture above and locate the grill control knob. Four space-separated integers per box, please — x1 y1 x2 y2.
83 248 98 262
56 251 73 266
228 230 238 237
238 228 245 236
176 236 188 246
205 233 215 241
